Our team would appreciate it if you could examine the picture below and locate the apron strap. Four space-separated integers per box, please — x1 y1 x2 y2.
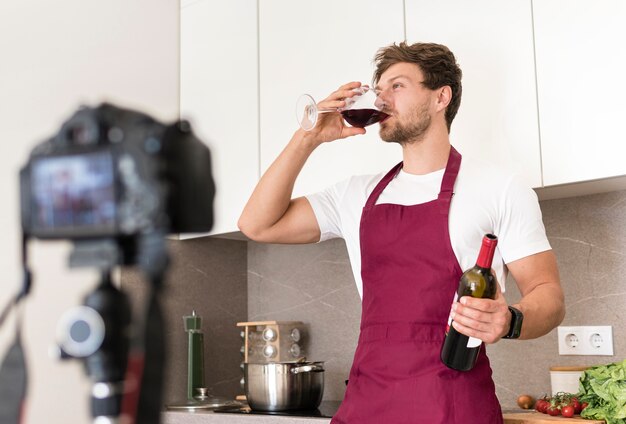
363 146 462 215
437 146 462 215
363 161 403 213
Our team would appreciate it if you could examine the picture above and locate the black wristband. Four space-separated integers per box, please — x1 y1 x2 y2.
503 306 523 339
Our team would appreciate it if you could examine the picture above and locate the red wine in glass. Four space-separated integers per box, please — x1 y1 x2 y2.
297 86 386 130
341 109 389 128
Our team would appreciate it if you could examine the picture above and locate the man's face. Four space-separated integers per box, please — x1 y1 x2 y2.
374 62 435 145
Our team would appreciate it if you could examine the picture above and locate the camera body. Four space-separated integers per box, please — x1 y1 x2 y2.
20 103 215 242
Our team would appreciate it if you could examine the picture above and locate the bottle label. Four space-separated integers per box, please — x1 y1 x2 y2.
467 336 481 348
445 293 458 332
448 292 482 348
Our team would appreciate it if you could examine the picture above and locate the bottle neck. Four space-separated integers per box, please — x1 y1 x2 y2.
476 234 498 269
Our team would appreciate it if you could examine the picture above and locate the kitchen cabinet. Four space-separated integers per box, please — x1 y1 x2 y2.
181 0 626 238
180 0 258 236
258 0 404 198
533 0 626 186
405 0 543 188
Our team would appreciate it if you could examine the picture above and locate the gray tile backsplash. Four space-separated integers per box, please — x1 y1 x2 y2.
247 240 361 401
121 237 247 405
489 189 626 407
124 189 625 410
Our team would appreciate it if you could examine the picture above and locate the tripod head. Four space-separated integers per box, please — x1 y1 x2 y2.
56 269 131 420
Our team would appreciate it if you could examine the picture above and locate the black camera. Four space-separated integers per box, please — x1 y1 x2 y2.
20 102 215 242
12 103 217 423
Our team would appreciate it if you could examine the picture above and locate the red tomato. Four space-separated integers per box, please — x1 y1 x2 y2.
571 398 582 414
582 402 589 410
535 399 549 413
561 405 575 418
547 406 561 416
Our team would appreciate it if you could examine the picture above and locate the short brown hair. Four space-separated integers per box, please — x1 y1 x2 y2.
373 42 462 132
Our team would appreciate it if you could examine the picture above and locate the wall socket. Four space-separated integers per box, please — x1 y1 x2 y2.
557 326 614 355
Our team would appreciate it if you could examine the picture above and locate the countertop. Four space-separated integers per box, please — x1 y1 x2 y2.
163 411 330 424
503 411 604 423
163 408 604 424
163 401 340 424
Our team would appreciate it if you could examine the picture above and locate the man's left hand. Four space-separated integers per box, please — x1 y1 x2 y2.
449 281 511 344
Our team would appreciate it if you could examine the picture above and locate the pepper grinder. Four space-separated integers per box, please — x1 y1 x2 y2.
166 311 241 411
184 310 204 400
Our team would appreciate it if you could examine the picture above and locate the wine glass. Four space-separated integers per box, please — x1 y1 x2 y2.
296 85 389 131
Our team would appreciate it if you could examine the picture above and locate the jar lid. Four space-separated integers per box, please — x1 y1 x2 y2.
549 366 588 371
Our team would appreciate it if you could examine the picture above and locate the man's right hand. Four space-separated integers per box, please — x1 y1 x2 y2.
238 81 368 244
300 81 367 148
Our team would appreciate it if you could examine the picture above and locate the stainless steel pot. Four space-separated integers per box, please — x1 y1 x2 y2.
244 361 324 411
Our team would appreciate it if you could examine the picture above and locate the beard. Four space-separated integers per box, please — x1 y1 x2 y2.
379 101 431 146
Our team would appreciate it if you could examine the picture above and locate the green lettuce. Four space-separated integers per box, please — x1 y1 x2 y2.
579 359 626 424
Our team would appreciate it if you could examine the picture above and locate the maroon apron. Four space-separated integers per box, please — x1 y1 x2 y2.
331 147 503 424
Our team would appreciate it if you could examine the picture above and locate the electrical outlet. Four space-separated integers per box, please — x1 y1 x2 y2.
557 326 614 355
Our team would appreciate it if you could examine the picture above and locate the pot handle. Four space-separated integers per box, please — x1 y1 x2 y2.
290 364 324 374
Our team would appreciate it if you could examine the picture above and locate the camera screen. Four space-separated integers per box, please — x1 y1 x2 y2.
31 152 116 235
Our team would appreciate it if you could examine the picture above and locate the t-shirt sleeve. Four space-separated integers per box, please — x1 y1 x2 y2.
305 181 345 242
496 174 552 263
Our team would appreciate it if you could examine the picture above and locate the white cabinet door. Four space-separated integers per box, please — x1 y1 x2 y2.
533 0 626 186
259 0 404 198
405 0 542 188
180 0 258 236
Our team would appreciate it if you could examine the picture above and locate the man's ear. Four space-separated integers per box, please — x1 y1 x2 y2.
436 86 452 112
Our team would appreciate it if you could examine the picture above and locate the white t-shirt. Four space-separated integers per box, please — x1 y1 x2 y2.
306 152 551 299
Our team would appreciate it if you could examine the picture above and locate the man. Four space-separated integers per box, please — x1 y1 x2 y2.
238 42 564 423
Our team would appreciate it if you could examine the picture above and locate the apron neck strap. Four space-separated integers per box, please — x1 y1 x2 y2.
437 146 462 215
363 161 403 212
364 146 462 213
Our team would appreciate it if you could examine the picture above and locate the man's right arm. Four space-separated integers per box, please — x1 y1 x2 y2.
238 129 322 244
237 81 367 244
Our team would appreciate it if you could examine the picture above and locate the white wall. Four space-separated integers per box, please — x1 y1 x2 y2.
0 1 179 423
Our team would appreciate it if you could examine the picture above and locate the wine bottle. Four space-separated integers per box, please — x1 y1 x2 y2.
441 234 498 371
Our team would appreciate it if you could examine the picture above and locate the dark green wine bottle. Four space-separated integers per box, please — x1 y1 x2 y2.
441 234 498 371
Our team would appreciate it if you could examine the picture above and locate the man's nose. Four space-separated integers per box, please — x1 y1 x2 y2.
374 93 388 110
